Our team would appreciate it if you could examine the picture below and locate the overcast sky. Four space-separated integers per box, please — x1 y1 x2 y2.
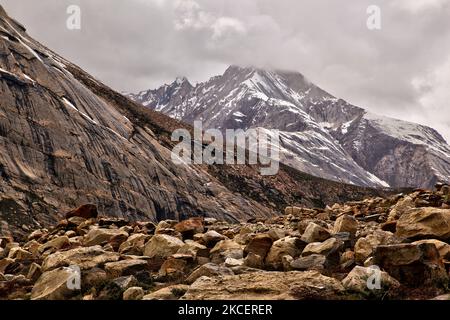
2 0 450 142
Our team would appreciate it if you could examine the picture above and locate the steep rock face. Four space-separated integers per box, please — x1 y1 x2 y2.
130 66 450 189
0 8 272 234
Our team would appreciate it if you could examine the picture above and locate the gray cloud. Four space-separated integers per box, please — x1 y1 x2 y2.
2 0 450 141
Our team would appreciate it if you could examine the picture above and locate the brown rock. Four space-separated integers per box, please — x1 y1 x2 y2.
8 247 33 260
42 246 120 271
396 208 450 240
143 234 185 270
82 267 108 287
182 271 344 300
185 263 234 284
265 236 306 270
243 252 264 269
31 267 80 300
143 284 189 300
373 243 448 287
65 204 98 220
104 259 149 278
159 257 188 278
244 234 273 259
301 222 331 243
118 233 150 255
144 234 185 259
302 238 343 257
27 262 42 282
210 240 243 264
412 239 450 260
333 215 358 235
174 218 204 239
176 240 209 260
290 254 327 272
38 236 70 253
197 230 227 247
387 196 415 222
83 228 129 247
354 230 398 264
28 230 45 241
123 287 144 300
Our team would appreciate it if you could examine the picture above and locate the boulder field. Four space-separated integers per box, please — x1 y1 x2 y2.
0 184 450 300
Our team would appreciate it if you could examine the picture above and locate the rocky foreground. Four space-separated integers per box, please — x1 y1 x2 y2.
1 185 450 300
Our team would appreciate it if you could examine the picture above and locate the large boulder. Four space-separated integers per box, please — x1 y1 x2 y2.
373 243 448 287
301 223 331 243
244 234 273 259
8 247 33 260
159 256 190 278
333 215 358 236
118 233 150 255
143 284 189 300
31 267 80 300
182 271 344 300
38 236 70 253
354 230 398 264
341 266 400 296
396 208 450 241
290 254 327 272
83 228 128 247
196 230 227 247
302 238 342 257
177 240 209 260
143 234 184 259
387 196 415 222
42 246 120 271
265 237 306 270
104 259 149 278
174 218 204 239
123 287 145 301
210 240 243 264
185 263 234 284
412 239 450 260
144 234 185 270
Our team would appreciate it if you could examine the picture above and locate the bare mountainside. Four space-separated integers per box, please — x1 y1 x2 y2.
0 7 393 237
129 66 450 189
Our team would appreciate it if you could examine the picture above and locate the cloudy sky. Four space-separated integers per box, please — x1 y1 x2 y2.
2 0 450 141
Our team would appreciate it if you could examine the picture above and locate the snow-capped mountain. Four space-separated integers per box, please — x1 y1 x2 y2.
129 65 450 189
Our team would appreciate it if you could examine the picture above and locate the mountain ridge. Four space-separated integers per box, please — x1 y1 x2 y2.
129 65 450 189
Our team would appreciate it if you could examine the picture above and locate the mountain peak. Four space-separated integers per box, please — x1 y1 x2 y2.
174 76 190 86
0 5 8 18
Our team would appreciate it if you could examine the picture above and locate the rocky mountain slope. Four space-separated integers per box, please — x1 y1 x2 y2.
0 7 391 237
129 66 450 189
1 184 449 300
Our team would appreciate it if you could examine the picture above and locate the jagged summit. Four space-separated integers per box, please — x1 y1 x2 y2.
129 66 450 189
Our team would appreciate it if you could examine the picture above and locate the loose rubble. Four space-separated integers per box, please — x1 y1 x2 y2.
1 185 450 300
